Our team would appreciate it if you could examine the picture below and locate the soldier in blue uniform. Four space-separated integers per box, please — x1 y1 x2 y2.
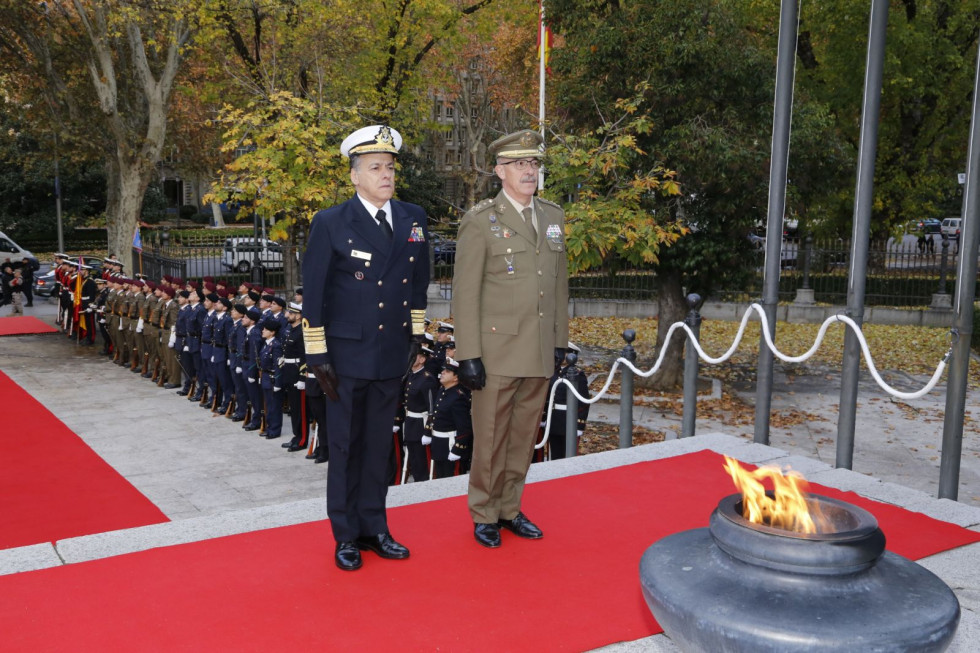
228 303 250 421
174 290 195 396
280 302 308 452
198 292 218 408
302 124 430 571
427 358 473 479
396 344 438 482
187 288 207 402
259 320 284 439
212 295 234 414
242 307 265 432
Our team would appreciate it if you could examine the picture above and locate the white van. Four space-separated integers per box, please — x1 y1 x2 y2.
941 218 962 241
0 231 38 266
221 237 288 273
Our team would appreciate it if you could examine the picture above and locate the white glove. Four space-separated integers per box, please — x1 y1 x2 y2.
577 430 584 437
236 366 243 374
421 435 432 445
168 332 176 347
118 322 124 330
226 359 231 367
296 381 305 390
210 356 214 363
393 426 400 433
183 345 189 352
540 421 547 428
136 317 144 333
248 377 256 384
274 386 281 392
448 452 461 462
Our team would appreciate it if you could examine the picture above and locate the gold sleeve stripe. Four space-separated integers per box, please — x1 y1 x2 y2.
411 309 427 336
302 320 328 354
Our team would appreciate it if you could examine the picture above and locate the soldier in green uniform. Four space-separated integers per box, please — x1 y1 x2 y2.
143 282 163 380
452 129 570 549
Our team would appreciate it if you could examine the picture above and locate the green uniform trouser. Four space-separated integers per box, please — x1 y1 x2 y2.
120 317 132 363
143 325 159 372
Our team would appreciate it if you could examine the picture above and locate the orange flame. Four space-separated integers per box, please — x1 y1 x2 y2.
723 456 829 534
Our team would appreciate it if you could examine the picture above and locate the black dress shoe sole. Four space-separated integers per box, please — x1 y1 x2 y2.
335 555 362 571
498 521 544 539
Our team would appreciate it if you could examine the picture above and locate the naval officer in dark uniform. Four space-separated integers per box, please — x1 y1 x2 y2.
302 125 430 571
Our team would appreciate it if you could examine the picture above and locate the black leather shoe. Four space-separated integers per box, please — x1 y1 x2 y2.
287 443 306 452
176 389 190 396
498 512 543 539
474 523 501 548
356 533 410 560
243 423 261 431
230 414 246 422
314 456 328 464
163 383 179 389
335 541 362 571
263 433 281 440
189 392 203 402
281 440 295 448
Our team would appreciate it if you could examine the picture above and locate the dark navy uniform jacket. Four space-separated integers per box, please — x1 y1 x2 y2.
430 384 473 458
280 323 304 388
302 196 430 380
212 312 231 363
260 336 283 390
187 303 206 353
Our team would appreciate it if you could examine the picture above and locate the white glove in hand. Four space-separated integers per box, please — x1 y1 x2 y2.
577 430 584 437
210 356 215 363
447 452 461 462
183 346 189 352
236 367 243 374
393 425 400 433
295 381 305 390
248 377 256 384
274 386 281 392
421 435 432 446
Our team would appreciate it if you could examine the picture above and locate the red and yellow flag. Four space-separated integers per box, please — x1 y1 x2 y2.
538 1 552 74
73 256 86 334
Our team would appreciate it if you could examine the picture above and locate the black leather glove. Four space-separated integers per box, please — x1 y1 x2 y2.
458 357 486 391
554 347 567 375
311 362 340 402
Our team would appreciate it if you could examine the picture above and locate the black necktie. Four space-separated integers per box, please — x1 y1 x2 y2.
375 209 393 239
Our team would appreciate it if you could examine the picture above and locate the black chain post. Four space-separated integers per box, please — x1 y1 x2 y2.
619 329 637 449
938 234 950 295
681 293 702 438
564 350 579 459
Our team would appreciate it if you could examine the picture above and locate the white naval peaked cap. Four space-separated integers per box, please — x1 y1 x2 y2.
340 125 402 158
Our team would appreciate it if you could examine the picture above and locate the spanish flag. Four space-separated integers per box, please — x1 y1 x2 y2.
538 1 552 75
73 256 86 335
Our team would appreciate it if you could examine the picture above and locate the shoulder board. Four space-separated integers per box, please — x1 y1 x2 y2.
469 198 496 214
536 197 562 209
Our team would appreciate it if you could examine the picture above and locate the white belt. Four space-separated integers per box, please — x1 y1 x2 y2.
406 410 428 419
283 358 300 364
554 404 567 410
431 430 456 439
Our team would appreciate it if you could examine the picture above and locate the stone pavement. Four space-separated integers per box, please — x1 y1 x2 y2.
2 298 979 650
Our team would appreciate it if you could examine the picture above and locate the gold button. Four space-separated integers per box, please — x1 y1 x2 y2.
378 281 383 286
539 312 544 317
536 249 540 254
491 327 496 332
540 291 544 297
409 256 415 262
379 303 384 309
379 325 384 330
506 248 512 254
538 270 543 276
365 261 371 268
403 301 408 306
402 278 408 283
403 322 408 327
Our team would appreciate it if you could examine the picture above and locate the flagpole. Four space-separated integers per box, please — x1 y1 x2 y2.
538 0 547 189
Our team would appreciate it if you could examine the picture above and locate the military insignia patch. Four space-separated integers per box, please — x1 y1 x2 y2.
546 224 563 241
355 271 364 280
489 214 497 223
408 226 426 242
502 228 513 238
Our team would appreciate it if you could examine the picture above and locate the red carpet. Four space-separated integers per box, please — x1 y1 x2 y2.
0 315 58 336
0 370 168 550
1 450 977 651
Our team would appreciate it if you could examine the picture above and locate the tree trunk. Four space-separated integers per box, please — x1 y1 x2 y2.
642 269 688 390
112 154 153 273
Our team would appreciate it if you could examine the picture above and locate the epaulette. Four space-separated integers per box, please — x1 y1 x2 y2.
469 198 495 214
536 197 562 209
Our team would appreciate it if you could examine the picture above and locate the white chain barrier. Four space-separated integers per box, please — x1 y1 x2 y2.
537 302 953 450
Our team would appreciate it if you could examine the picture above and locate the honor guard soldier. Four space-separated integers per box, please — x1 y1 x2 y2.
280 302 308 452
452 129 570 549
78 265 98 346
544 342 591 460
174 290 195 395
228 303 250 421
241 307 265 431
258 320 284 439
397 344 439 483
302 124 430 571
159 284 181 389
427 358 473 479
143 282 163 379
94 277 110 353
432 321 454 365
212 294 234 414
187 287 207 401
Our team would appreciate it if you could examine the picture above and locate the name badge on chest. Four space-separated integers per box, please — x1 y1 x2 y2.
351 249 372 261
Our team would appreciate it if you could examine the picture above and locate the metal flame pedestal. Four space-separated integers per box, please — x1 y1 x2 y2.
639 494 960 652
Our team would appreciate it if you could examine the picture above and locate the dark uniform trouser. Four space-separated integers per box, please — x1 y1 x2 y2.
325 374 401 543
244 364 264 425
231 361 249 417
467 374 549 524
404 417 429 481
286 383 306 443
214 355 232 406
262 385 283 435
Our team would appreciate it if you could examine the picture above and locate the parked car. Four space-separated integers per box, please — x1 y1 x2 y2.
221 237 292 273
941 217 962 241
916 218 942 234
33 269 57 297
431 234 457 265
0 230 39 268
